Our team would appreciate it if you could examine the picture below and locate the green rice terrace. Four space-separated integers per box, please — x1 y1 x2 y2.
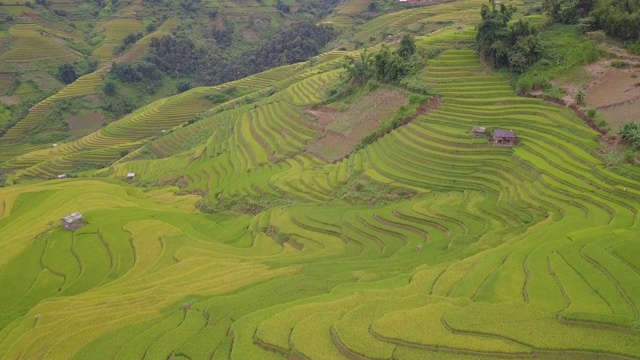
1 0 640 359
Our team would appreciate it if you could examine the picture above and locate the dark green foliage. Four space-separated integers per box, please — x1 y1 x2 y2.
110 62 162 83
276 0 290 13
147 35 209 78
344 35 423 84
373 46 413 82
476 3 541 72
58 63 78 84
619 121 640 148
113 32 143 55
102 81 117 96
368 1 377 11
178 0 201 12
544 0 640 42
295 0 341 17
146 20 336 86
397 34 416 58
343 50 372 84
211 17 235 48
176 81 191 93
543 0 594 24
101 95 136 118
590 0 640 42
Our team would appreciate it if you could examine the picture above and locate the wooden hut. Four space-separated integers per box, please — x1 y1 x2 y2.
61 212 85 231
127 172 135 180
57 174 67 179
493 129 517 146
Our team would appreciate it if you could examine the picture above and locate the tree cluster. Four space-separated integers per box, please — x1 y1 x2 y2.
476 2 541 72
113 32 143 55
58 63 78 84
544 0 640 42
110 62 163 83
590 0 640 42
145 20 336 86
295 0 341 17
344 35 423 84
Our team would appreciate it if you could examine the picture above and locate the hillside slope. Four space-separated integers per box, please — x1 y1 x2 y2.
1 1 640 359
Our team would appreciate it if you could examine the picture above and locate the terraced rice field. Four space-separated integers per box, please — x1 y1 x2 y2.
1 12 640 360
92 19 146 63
0 24 81 63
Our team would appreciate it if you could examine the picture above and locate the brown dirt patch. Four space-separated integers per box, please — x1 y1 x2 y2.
0 73 14 94
305 89 409 162
67 112 104 132
585 67 640 127
0 95 22 106
306 93 443 162
328 89 409 135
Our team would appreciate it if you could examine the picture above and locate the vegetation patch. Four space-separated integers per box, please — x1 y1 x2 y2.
334 175 417 205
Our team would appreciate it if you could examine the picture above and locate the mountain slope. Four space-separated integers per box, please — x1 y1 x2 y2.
0 0 640 359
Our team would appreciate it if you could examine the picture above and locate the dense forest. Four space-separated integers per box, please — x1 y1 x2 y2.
107 20 336 91
544 0 640 44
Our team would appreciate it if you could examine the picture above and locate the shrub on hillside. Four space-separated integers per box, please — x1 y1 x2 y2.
58 63 78 84
618 121 640 148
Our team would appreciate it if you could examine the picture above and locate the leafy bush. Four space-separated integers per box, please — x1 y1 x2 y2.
618 121 640 148
58 63 78 84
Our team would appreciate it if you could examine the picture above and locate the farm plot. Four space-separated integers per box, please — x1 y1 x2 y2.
0 10 640 360
0 24 81 63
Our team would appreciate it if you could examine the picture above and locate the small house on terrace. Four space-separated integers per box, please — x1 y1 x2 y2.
127 172 135 180
471 127 486 136
493 129 517 146
61 212 85 231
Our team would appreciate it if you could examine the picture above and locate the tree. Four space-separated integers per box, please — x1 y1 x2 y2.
368 1 377 11
373 46 411 83
344 50 372 84
58 63 78 84
476 2 540 72
397 34 416 59
103 81 117 96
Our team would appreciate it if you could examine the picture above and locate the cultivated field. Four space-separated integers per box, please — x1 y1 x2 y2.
0 2 639 360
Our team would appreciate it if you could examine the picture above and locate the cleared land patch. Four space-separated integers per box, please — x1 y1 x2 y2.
306 89 409 161
585 67 640 127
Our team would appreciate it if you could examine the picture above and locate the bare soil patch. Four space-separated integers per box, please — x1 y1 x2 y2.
585 67 640 127
67 112 104 133
0 73 14 94
305 90 443 162
305 89 409 162
0 95 22 106
328 89 409 135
